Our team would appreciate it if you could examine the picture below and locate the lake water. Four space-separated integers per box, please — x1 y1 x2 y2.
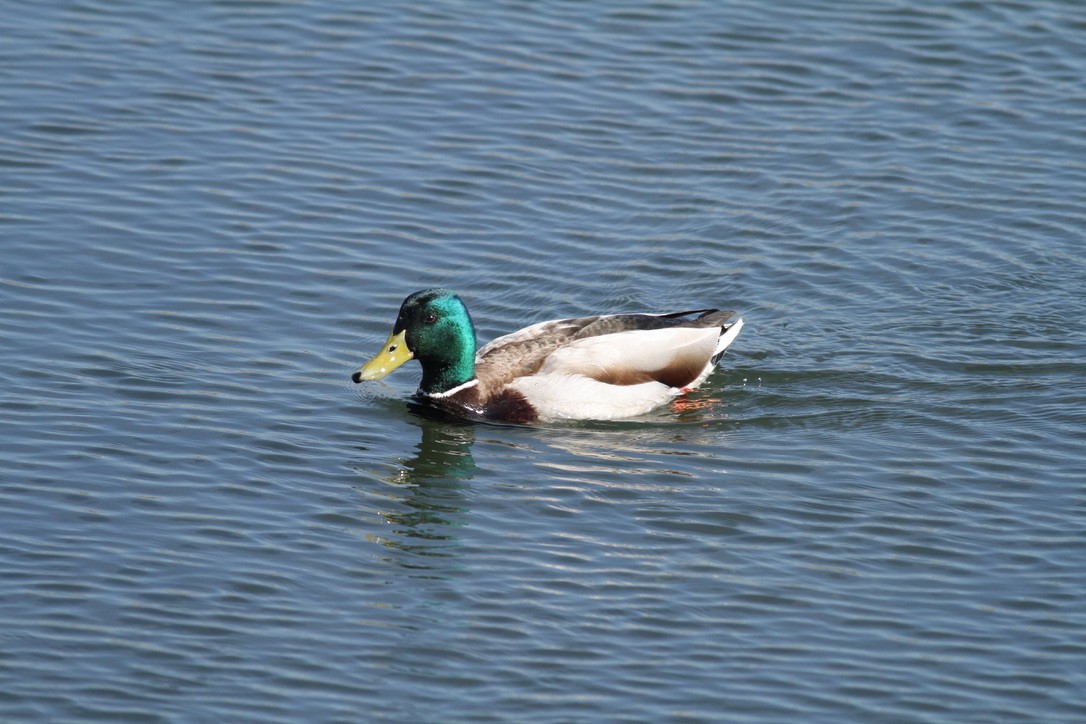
2 1 1085 721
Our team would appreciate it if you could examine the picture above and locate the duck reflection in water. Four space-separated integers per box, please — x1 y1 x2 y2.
396 401 478 483
366 403 477 564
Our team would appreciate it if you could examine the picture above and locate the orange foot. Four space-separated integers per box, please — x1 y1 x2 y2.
671 394 719 413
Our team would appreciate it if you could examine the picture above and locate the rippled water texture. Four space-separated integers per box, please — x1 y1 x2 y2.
2 1 1085 721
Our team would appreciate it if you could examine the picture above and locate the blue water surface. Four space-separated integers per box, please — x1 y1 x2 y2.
2 1 1084 721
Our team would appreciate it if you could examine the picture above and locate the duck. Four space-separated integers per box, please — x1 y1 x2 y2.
352 288 743 423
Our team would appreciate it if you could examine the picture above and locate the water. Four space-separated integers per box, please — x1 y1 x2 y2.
2 1 1085 721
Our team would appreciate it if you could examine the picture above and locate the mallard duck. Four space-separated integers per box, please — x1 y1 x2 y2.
352 289 743 423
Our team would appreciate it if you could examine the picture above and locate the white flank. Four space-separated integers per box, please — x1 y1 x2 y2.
509 375 677 421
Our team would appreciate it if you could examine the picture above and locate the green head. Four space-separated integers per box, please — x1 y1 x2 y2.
352 289 478 395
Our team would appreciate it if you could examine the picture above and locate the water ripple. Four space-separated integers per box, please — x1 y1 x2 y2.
2 0 1085 721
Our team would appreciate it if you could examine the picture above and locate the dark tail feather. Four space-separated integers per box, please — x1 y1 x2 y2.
693 309 736 327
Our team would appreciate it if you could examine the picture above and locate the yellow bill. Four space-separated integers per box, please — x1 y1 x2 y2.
352 329 412 382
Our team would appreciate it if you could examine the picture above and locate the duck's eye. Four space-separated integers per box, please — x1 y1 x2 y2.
424 312 437 324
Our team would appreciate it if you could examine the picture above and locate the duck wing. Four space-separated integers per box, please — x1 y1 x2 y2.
474 316 602 391
475 309 739 394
